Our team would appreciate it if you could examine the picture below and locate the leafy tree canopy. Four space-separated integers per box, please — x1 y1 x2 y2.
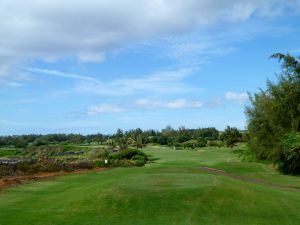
246 53 300 174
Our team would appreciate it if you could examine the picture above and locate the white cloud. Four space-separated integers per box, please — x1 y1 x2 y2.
160 35 237 64
26 66 199 96
0 64 31 87
4 82 24 87
77 67 200 96
0 0 298 86
0 98 43 106
77 53 106 63
135 98 203 109
25 67 100 83
0 119 42 126
167 99 203 109
87 104 124 115
0 119 11 124
0 1 297 66
25 66 201 96
87 98 203 115
225 92 249 104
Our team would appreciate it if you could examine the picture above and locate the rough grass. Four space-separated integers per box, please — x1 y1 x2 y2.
0 148 28 157
0 146 300 225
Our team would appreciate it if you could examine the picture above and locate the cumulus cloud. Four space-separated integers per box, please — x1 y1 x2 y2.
135 98 203 109
87 104 124 115
0 0 298 86
225 92 249 104
0 0 297 64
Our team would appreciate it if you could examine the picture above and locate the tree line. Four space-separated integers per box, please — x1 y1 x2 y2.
0 126 245 150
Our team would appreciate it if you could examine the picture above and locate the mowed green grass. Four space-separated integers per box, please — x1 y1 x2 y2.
0 146 300 225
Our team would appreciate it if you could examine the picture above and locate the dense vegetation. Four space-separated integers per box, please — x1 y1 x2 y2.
246 53 300 174
0 133 109 148
0 127 243 150
0 147 148 176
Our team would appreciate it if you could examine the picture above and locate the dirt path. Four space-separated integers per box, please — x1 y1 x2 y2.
200 167 300 193
0 168 107 189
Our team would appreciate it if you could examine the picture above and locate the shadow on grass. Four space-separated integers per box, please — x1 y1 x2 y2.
147 155 160 163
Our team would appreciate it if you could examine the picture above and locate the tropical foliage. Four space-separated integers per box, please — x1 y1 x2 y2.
246 53 300 174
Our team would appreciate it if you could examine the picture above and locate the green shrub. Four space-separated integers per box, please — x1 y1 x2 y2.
0 158 97 176
182 139 206 149
279 132 300 175
68 159 95 170
132 155 145 161
95 160 110 167
89 148 110 160
0 148 148 176
206 140 218 147
206 140 224 148
110 149 148 167
0 165 15 176
220 126 242 148
16 162 33 175
132 155 147 166
111 148 147 160
196 138 207 147
111 159 136 167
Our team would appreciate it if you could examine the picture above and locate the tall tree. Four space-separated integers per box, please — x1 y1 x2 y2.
220 126 242 148
246 53 300 172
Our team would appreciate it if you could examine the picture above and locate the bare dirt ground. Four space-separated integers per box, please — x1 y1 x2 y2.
0 168 107 189
200 167 300 193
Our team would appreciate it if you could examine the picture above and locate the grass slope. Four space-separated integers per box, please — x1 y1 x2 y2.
0 146 300 225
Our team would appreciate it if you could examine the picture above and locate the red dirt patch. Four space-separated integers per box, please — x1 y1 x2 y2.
0 167 107 189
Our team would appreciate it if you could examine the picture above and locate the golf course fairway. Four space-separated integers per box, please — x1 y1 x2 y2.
0 146 300 225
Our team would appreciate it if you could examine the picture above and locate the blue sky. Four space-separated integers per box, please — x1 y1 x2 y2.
1 0 300 135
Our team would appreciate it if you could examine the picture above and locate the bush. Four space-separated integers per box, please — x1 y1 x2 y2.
68 159 95 170
0 148 149 176
111 148 147 160
196 138 207 147
16 161 34 175
95 160 110 167
110 149 148 167
220 126 242 148
0 164 15 176
111 159 136 167
0 158 97 176
132 155 147 166
206 140 218 147
279 132 300 175
89 148 110 160
182 139 206 149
